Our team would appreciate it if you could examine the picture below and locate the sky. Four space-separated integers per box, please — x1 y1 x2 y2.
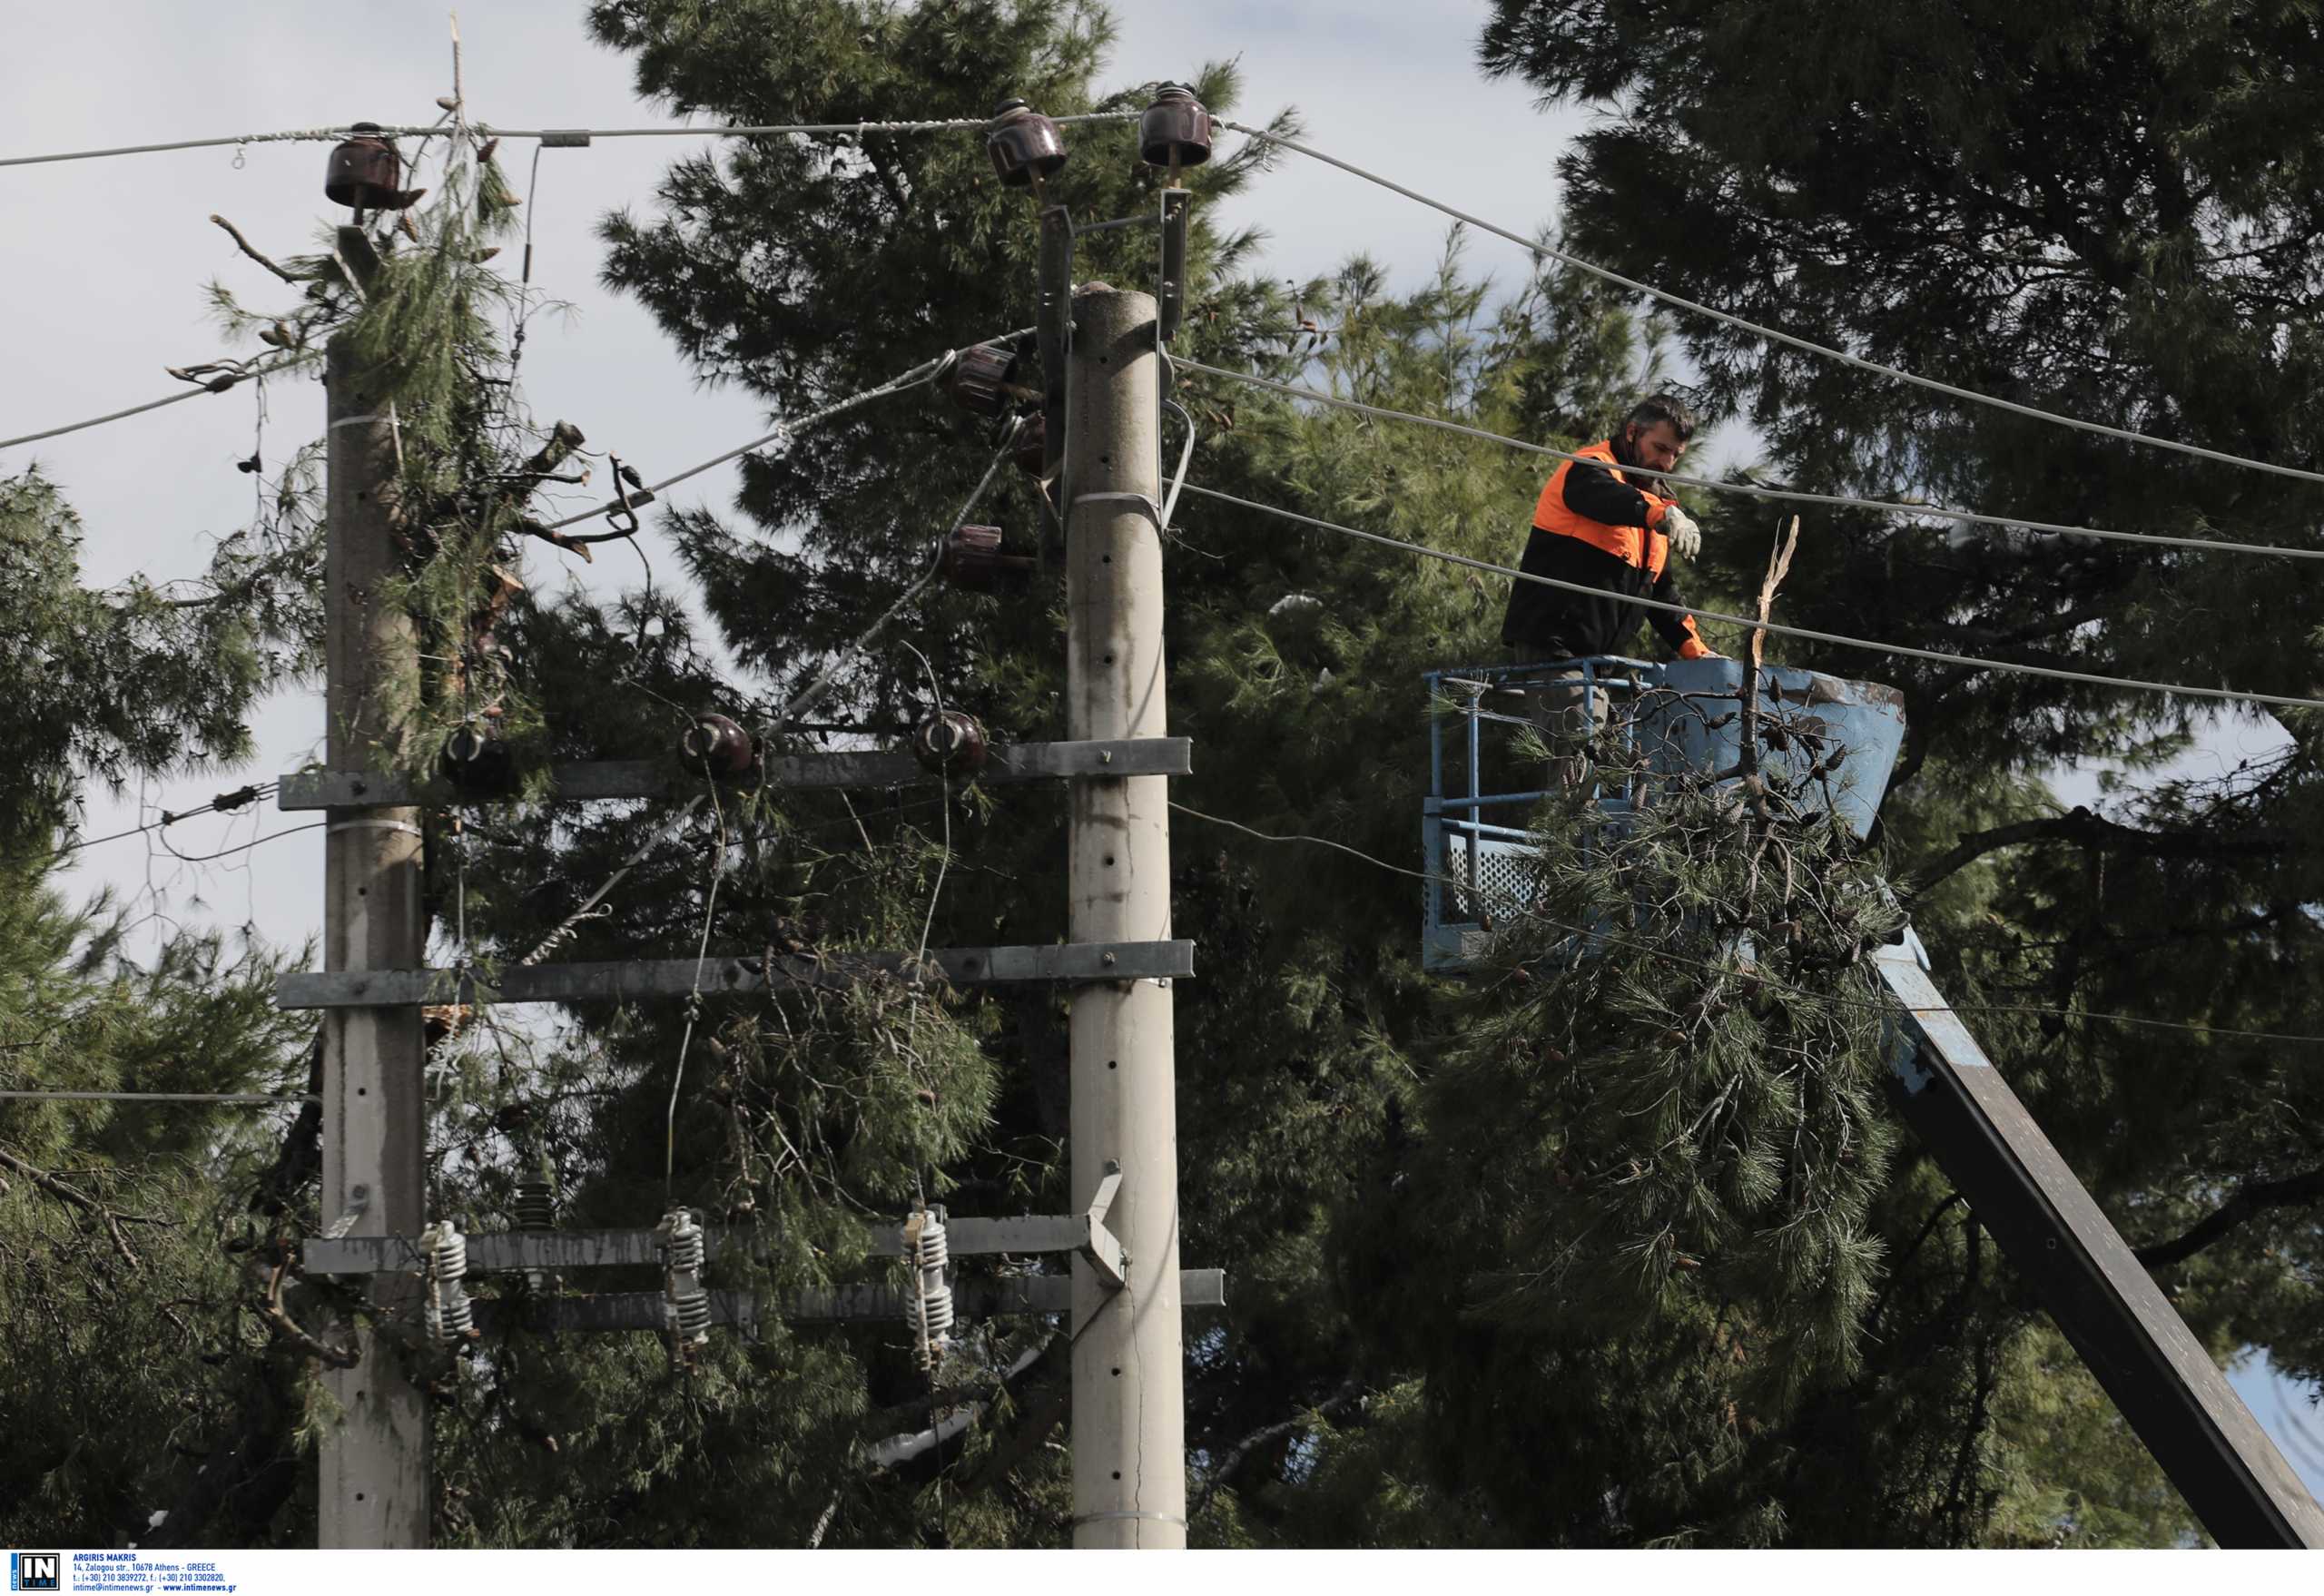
1 0 2316 1506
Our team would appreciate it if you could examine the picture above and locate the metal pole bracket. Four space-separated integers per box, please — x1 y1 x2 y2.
1082 1167 1128 1290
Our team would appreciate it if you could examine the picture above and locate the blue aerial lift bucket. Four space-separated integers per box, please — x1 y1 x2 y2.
1414 651 2324 1544
1420 655 1907 970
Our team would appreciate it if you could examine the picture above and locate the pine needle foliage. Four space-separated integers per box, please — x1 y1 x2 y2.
1446 766 1905 1400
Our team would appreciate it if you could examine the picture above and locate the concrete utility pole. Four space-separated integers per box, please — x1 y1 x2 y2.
320 323 430 1547
1064 286 1187 1548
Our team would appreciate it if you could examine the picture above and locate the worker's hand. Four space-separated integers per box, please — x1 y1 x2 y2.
1661 505 1702 559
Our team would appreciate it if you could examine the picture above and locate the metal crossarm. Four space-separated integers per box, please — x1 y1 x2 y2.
277 737 1193 810
275 940 1195 1010
468 1270 1228 1332
307 1214 1118 1276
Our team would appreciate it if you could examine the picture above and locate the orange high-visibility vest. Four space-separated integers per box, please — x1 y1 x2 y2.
1531 439 1674 577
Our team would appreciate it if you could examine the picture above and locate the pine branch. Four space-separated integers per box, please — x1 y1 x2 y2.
1906 806 2292 894
1189 1376 1365 1519
0 1143 144 1269
2135 1163 2324 1270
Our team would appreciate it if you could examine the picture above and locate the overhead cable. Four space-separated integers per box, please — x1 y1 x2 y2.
537 330 1032 533
1177 482 2324 714
1179 360 2324 563
52 783 280 859
0 113 1138 170
1 354 320 455
1217 119 2324 491
0 1089 315 1105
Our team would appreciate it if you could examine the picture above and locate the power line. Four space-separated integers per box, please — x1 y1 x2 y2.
1218 119 2324 492
537 332 1030 533
0 354 320 455
1167 800 2324 1049
52 783 279 859
1178 360 2324 564
0 113 1139 171
0 1089 314 1105
1177 481 2324 714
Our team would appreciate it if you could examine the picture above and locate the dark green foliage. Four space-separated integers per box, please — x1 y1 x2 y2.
1481 0 2319 1542
0 470 317 858
0 867 316 1545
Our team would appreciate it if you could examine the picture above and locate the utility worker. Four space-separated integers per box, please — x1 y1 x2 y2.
1500 393 1721 784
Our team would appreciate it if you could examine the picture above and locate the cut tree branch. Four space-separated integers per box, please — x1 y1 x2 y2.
210 214 310 285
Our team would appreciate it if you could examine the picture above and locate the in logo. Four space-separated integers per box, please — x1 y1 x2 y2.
9 1554 60 1593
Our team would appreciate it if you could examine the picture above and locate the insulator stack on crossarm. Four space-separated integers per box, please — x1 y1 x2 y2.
420 1220 474 1349
514 1177 555 1231
902 1207 955 1372
656 1206 711 1351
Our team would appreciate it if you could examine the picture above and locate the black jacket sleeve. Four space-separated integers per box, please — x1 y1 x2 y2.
1560 457 1659 528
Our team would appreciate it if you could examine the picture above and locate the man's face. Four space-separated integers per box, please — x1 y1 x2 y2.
1625 419 1687 476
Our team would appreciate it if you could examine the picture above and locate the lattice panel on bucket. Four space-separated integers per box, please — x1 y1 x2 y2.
1442 836 1537 922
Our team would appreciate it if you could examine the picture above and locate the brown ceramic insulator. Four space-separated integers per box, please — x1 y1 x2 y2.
1138 84 1213 170
985 99 1068 187
324 123 411 211
911 709 990 776
940 525 1039 592
944 342 1020 418
681 714 754 775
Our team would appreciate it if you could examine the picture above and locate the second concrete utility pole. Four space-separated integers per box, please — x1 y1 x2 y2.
1064 285 1187 1547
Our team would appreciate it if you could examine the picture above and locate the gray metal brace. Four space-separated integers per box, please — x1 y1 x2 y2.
277 737 1193 810
275 939 1196 1010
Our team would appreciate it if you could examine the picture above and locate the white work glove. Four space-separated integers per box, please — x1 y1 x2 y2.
1660 505 1701 559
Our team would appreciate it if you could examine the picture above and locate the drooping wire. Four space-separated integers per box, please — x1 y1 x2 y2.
1216 118 2324 490
156 822 327 866
761 416 1025 733
507 141 547 389
665 774 731 1201
512 793 708 969
1176 481 2324 714
1177 359 2324 564
897 641 953 970
1166 799 2324 1049
536 333 1029 534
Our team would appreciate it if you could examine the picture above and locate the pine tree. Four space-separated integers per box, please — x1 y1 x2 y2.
0 468 319 1544
1478 0 2321 1541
